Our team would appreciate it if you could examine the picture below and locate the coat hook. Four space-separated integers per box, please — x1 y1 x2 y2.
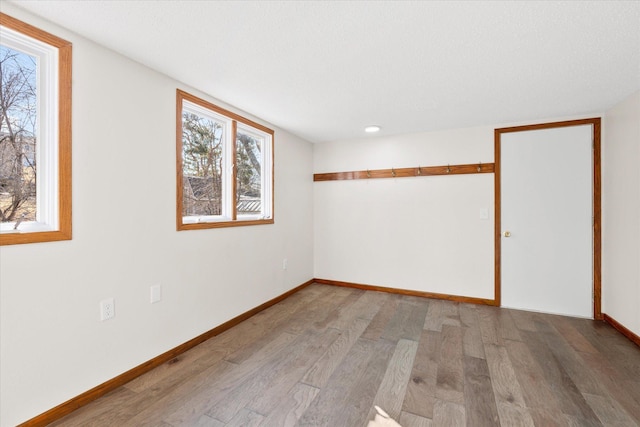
417 166 422 175
478 161 482 172
446 164 451 174
367 169 371 178
392 167 396 177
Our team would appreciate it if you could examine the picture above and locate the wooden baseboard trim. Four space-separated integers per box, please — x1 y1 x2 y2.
18 279 315 427
313 278 497 306
603 313 640 348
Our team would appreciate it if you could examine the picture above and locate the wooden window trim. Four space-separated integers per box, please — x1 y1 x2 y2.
176 89 274 231
0 13 72 246
231 120 238 221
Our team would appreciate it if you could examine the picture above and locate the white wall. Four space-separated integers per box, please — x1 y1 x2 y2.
0 5 314 426
314 127 495 299
603 90 640 337
313 114 610 303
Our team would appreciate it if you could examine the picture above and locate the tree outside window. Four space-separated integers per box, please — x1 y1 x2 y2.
177 89 273 230
0 45 37 225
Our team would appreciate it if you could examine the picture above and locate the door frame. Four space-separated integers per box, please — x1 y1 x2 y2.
494 118 602 319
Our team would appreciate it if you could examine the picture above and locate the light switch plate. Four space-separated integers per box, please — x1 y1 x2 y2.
150 284 162 304
479 208 489 220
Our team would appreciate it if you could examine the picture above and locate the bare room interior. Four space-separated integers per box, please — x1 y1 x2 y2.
0 1 638 426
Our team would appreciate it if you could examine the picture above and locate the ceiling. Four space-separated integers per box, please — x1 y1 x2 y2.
6 1 640 143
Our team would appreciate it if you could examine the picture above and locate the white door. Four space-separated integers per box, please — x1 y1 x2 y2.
501 125 593 318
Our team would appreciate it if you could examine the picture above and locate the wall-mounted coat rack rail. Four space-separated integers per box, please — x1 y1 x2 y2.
314 162 495 182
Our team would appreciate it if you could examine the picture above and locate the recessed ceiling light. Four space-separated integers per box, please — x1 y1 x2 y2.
365 125 381 133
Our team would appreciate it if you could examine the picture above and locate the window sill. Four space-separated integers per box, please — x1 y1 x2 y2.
0 229 72 245
177 218 274 231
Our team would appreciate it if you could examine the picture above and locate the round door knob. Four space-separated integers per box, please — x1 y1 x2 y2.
503 231 511 237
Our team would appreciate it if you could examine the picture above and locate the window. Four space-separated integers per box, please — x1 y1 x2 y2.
176 89 273 230
0 13 72 245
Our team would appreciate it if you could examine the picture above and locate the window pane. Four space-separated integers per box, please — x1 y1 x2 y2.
236 130 262 216
176 89 273 230
182 111 224 217
0 45 37 224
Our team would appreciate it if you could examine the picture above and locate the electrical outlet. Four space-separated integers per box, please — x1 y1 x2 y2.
100 298 115 321
283 258 288 270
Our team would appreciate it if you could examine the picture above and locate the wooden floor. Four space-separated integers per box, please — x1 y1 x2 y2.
51 284 640 427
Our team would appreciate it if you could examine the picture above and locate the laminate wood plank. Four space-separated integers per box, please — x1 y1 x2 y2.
423 299 444 331
509 309 539 332
402 330 440 419
361 295 401 341
477 306 502 346
568 318 640 393
578 351 640 423
133 332 299 426
520 330 602 424
257 383 320 427
440 300 461 327
528 408 572 427
527 324 606 418
123 348 208 394
485 344 533 414
535 319 605 396
296 338 380 426
582 392 638 427
223 408 264 427
563 414 607 427
301 317 370 388
124 345 226 394
366 339 419 421
494 403 535 427
48 387 137 427
496 309 523 341
120 360 237 426
186 415 224 427
566 319 621 353
381 302 417 342
331 289 389 327
206 330 330 423
577 316 635 348
459 303 485 359
222 288 334 364
312 288 365 331
186 415 225 427
548 314 599 354
432 400 465 427
504 339 564 414
476 305 522 345
246 328 341 415
331 338 396 427
463 355 500 426
398 411 433 427
284 286 356 335
191 415 224 427
401 300 429 342
213 283 321 345
435 324 464 405
607 342 640 378
399 294 431 306
58 351 232 427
